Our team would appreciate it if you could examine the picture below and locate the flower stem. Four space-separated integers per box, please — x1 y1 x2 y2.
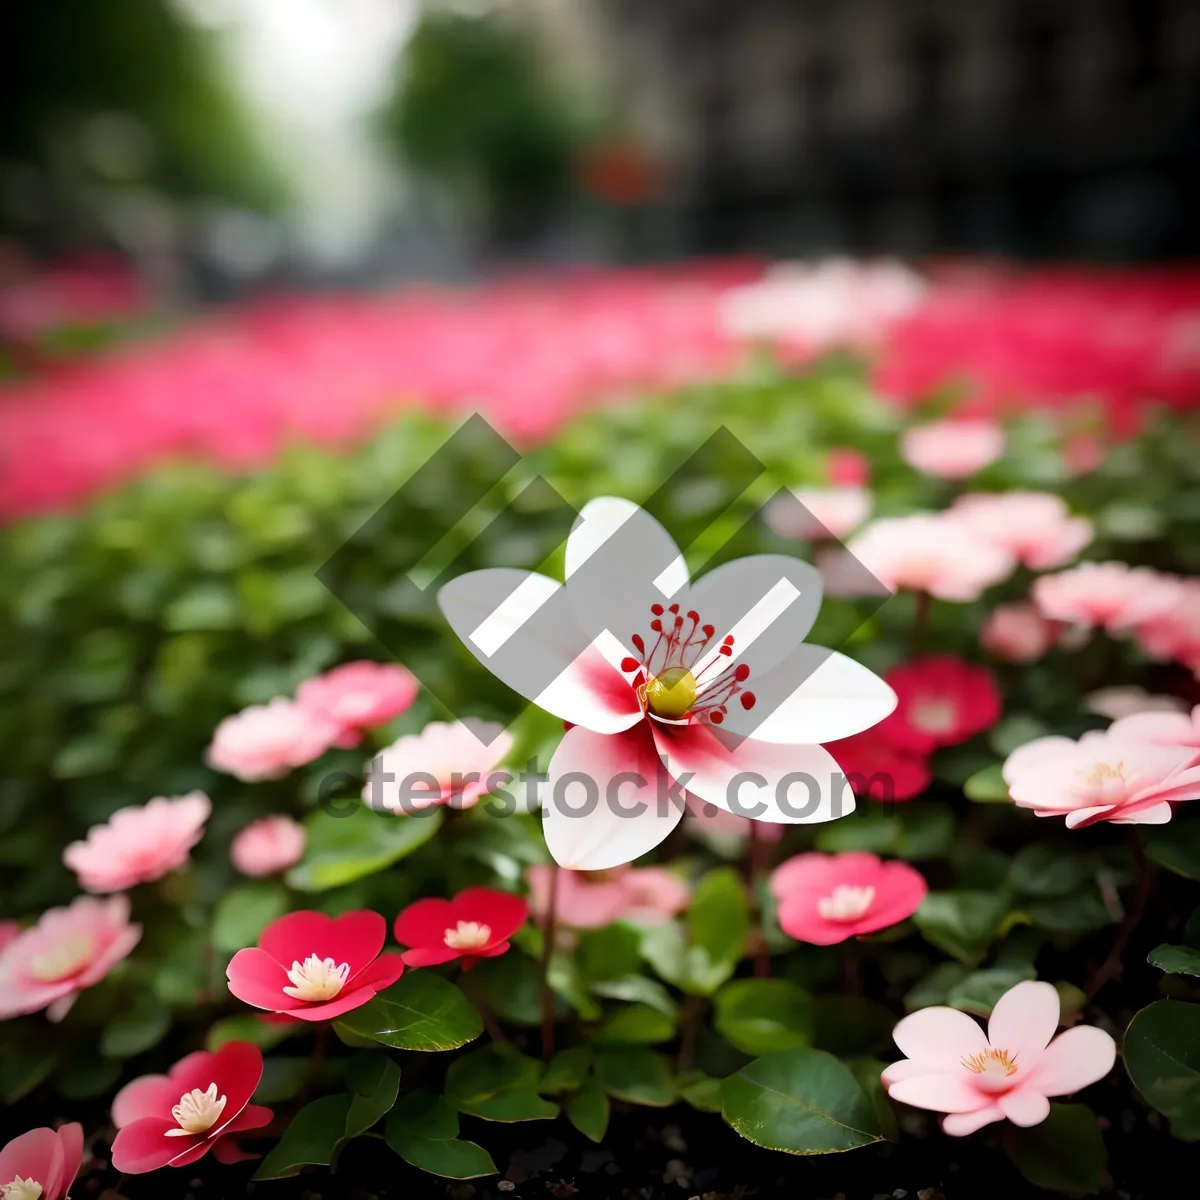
677 993 704 1072
748 822 772 978
1086 831 1152 1000
302 1023 329 1102
539 863 561 1059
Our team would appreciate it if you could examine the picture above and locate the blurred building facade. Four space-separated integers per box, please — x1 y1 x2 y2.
550 0 1200 260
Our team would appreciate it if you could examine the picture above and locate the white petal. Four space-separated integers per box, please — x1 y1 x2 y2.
564 498 689 655
717 646 897 745
650 721 854 824
684 554 824 676
438 568 641 732
542 723 685 869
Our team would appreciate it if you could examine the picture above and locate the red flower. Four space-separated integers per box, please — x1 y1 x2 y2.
110 1042 273 1173
879 656 1000 755
0 1124 82 1199
226 910 404 1022
826 729 931 802
394 887 528 971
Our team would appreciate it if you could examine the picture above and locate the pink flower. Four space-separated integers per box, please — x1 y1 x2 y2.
1002 727 1200 827
363 720 514 813
879 657 1001 755
949 492 1092 570
685 794 786 843
882 980 1116 1135
1132 579 1200 667
827 448 870 488
296 660 418 748
0 1124 83 1200
1108 703 1200 751
110 1042 273 1173
847 514 1015 601
226 910 404 1021
206 698 339 782
825 730 932 802
394 887 528 970
1086 689 1189 722
981 603 1059 663
63 792 211 893
764 487 872 541
769 852 927 945
526 864 689 929
0 922 19 953
901 420 1006 479
440 498 895 869
0 895 142 1021
230 815 307 877
1032 563 1182 633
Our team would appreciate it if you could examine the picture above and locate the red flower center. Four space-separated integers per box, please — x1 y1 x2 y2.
621 603 755 725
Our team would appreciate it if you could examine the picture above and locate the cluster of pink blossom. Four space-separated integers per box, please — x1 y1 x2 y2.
0 252 145 341
875 265 1200 429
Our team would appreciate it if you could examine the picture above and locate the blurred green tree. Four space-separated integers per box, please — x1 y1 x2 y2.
379 8 580 238
1 0 282 241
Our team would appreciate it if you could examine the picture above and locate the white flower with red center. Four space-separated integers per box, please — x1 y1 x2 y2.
438 498 897 869
110 1042 273 1172
882 981 1116 1135
226 910 404 1021
1002 726 1200 828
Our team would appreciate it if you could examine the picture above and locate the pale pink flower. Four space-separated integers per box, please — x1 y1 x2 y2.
1132 579 1200 665
901 420 1006 479
1002 726 1200 827
981 603 1059 663
1107 703 1200 752
769 852 927 945
230 815 307 877
764 487 872 541
64 792 210 894
883 981 1115 1135
847 514 1015 601
296 660 418 748
1086 688 1189 722
1033 563 1183 633
0 895 142 1021
685 794 786 844
949 492 1092 570
0 922 19 953
206 698 339 782
364 720 514 813
526 864 689 929
440 497 895 869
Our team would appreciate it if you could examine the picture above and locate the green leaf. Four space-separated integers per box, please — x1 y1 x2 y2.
565 1075 610 1142
577 924 643 984
207 1014 296 1053
713 979 813 1057
596 1047 677 1106
1148 945 1200 978
466 951 543 1026
211 880 291 953
946 966 1037 1016
914 891 1011 966
254 1094 351 1180
590 975 678 1017
1144 822 1200 881
1028 886 1113 933
287 806 443 892
1003 1103 1106 1195
343 1054 401 1140
539 1046 593 1093
683 866 750 995
0 1030 60 1103
813 804 952 858
100 993 172 1059
444 1046 559 1122
989 714 1048 758
845 1058 898 1142
720 1048 884 1154
810 996 897 1058
1124 1000 1200 1140
386 1091 497 1179
963 764 1010 804
904 962 969 1012
1008 844 1091 898
55 1052 122 1101
678 1068 723 1113
592 1003 677 1045
334 973 482 1052
254 1057 310 1104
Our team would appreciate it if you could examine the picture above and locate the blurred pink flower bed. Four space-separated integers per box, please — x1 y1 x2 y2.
2 257 1199 521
